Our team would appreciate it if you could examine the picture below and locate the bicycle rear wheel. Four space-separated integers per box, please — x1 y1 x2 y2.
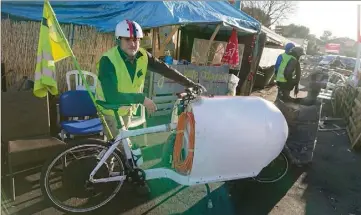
254 152 289 183
40 138 126 213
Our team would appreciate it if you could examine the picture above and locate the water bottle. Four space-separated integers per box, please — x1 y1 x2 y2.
164 50 173 65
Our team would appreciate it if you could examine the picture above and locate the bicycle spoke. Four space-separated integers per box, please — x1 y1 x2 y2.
41 143 125 213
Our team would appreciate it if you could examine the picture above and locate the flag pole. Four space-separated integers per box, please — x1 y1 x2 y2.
353 5 361 87
45 0 114 140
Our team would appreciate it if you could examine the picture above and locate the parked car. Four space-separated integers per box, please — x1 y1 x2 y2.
318 55 337 66
318 55 359 71
340 56 357 70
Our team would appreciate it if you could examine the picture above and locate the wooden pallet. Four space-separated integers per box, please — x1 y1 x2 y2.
345 88 361 149
332 85 361 149
341 85 358 121
331 85 347 116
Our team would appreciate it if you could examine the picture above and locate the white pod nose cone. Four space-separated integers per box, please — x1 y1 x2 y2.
186 96 288 185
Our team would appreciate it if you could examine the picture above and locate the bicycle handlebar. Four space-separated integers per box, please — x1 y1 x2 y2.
176 86 203 101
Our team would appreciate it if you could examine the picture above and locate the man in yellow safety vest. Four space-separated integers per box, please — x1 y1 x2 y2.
274 42 295 77
95 20 205 195
275 47 305 101
96 20 205 135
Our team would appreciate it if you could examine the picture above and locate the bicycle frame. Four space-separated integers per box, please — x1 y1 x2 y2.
42 93 290 213
89 120 178 184
88 92 198 186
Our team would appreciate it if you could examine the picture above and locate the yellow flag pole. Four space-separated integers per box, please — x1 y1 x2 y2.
45 0 114 140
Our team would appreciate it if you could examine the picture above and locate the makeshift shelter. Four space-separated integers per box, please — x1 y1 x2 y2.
1 1 262 97
261 26 300 47
2 1 260 32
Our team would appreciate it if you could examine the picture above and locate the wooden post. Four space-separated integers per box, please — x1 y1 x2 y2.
176 28 181 60
148 28 158 99
352 5 361 87
143 27 159 145
158 26 180 56
197 24 221 65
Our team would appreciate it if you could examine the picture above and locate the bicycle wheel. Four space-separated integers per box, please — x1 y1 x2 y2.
254 152 289 183
40 138 126 213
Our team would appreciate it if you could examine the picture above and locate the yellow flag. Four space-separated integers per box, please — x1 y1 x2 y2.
43 0 72 62
33 0 72 97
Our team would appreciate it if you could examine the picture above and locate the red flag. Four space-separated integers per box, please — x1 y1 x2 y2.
221 28 239 66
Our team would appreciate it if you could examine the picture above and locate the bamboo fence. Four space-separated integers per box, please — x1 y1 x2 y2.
1 19 115 92
332 84 361 150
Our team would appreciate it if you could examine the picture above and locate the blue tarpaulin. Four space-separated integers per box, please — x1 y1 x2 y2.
1 1 260 33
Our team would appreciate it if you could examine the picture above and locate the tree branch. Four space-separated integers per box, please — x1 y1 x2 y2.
241 1 297 27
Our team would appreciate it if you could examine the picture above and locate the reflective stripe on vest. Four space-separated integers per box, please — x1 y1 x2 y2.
33 22 58 98
276 53 296 83
36 52 53 63
95 47 148 116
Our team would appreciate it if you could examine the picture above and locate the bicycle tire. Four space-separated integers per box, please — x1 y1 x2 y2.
253 152 289 183
40 138 126 213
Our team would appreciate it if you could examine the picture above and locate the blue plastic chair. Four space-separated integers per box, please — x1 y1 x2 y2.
58 90 103 141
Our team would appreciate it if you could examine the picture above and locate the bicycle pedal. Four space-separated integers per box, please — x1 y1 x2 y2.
127 168 146 184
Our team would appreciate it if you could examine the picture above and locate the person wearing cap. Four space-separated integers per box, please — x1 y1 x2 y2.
274 42 295 76
96 20 206 135
95 20 206 195
275 46 305 101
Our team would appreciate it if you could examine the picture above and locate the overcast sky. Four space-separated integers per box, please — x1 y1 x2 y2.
282 1 359 40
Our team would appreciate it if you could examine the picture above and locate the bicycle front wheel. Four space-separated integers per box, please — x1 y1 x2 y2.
40 138 126 213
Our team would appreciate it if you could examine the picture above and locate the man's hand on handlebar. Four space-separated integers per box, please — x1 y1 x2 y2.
193 83 207 93
143 83 206 115
176 85 204 100
177 92 188 99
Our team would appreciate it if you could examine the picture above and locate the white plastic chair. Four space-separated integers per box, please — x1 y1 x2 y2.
128 104 146 128
65 69 147 142
63 70 99 139
66 70 97 93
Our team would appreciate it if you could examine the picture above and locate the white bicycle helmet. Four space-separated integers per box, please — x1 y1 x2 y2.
115 20 143 39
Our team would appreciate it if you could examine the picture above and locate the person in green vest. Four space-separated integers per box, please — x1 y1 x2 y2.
275 47 305 101
274 42 295 76
96 20 205 195
96 20 205 135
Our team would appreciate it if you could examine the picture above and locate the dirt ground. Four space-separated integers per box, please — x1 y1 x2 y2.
2 83 361 215
248 82 361 215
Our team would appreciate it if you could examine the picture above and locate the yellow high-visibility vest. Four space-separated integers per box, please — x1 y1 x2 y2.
95 46 148 116
33 20 57 97
33 1 72 98
276 53 297 83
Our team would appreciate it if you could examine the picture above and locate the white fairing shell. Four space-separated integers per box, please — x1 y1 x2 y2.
187 96 288 185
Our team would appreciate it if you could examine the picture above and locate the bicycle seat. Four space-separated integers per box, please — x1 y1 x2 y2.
95 100 126 111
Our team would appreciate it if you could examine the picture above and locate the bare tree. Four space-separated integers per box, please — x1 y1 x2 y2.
320 30 333 42
241 1 298 27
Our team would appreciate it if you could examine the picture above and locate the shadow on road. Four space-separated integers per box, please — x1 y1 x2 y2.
226 166 305 215
301 131 361 215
